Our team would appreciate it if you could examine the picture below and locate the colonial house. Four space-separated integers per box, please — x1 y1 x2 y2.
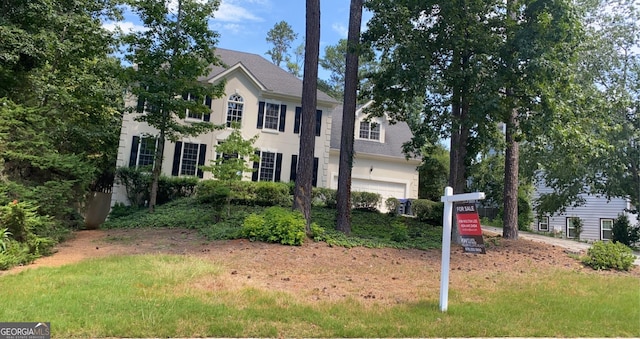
111 48 420 211
532 183 638 242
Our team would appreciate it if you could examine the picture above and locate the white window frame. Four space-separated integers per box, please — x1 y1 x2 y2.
358 120 381 141
601 218 614 241
258 151 277 182
178 142 203 176
566 217 580 239
263 103 281 131
184 93 209 121
226 94 244 127
538 216 549 232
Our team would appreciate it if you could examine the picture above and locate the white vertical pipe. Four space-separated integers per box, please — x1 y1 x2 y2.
439 186 454 312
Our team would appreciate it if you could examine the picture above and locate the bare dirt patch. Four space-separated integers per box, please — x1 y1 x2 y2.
4 228 639 304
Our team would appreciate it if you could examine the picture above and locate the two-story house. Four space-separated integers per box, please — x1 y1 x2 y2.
112 48 420 211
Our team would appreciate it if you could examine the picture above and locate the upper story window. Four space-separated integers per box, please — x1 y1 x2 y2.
294 107 322 136
257 101 286 132
359 121 380 141
183 93 212 122
226 94 244 127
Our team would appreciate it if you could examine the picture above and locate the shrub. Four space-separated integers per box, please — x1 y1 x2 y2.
313 187 337 208
0 227 11 252
612 215 640 247
115 167 197 207
156 176 198 204
255 182 291 207
241 207 306 245
352 191 381 211
228 181 257 205
107 202 141 219
390 220 409 242
581 241 635 271
196 180 231 221
411 199 444 225
385 197 400 216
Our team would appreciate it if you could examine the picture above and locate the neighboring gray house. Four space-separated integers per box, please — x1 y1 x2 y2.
532 183 638 241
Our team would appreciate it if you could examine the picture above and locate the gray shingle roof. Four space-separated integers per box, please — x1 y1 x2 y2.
204 48 338 104
330 105 419 160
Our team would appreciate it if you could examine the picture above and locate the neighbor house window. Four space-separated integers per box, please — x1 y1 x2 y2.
538 216 549 232
183 93 212 121
566 217 581 239
256 101 286 132
171 141 206 178
251 150 282 182
359 121 380 140
226 94 243 127
601 219 613 240
129 136 157 169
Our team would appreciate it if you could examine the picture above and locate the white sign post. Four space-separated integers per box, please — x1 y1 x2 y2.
439 186 485 312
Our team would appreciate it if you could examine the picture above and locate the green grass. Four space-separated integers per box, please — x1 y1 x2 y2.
104 197 443 250
1 255 638 337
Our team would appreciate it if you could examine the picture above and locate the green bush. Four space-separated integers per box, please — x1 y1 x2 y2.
312 187 337 208
107 202 141 219
385 198 400 216
411 199 444 225
196 180 231 221
115 167 198 207
581 241 635 271
228 181 257 205
352 191 381 211
612 215 640 247
0 240 35 270
390 220 409 242
156 176 198 204
255 182 291 207
241 207 306 246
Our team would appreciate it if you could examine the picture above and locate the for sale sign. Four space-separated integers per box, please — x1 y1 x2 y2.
455 203 486 254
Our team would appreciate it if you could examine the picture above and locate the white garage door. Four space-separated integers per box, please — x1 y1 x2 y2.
350 178 407 212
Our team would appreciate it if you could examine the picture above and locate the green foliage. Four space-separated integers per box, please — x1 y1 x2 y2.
418 143 450 200
312 187 337 208
351 191 381 211
265 20 298 67
0 228 11 252
115 167 198 207
241 207 306 246
385 197 400 216
255 182 291 207
390 220 409 242
196 180 230 222
200 125 259 181
411 199 444 225
581 241 635 271
612 215 640 247
572 218 583 240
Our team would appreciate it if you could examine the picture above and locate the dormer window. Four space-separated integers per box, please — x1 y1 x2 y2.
226 94 244 127
359 121 380 141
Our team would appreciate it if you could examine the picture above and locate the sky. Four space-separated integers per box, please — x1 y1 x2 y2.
106 0 371 80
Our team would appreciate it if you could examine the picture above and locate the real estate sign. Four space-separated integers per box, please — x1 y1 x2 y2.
455 203 485 254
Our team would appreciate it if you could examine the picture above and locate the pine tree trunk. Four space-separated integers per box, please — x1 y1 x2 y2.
503 109 519 239
336 0 362 235
293 0 320 234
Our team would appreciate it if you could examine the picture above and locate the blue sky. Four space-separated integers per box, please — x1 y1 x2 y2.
105 0 370 80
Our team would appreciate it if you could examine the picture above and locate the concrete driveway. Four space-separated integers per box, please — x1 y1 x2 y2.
482 225 640 266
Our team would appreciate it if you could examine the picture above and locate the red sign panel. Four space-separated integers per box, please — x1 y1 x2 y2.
455 203 486 254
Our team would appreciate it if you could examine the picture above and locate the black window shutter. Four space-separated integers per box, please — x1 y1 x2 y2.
275 153 283 182
251 150 260 181
136 96 145 113
279 104 287 132
172 142 182 176
197 144 207 178
129 136 140 167
290 154 298 181
182 93 189 100
204 96 212 121
257 101 265 129
312 157 319 187
294 107 301 134
315 110 322 136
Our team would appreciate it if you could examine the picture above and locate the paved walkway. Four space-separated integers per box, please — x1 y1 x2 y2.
482 225 640 266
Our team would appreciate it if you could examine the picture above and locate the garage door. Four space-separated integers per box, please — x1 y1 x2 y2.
347 178 407 212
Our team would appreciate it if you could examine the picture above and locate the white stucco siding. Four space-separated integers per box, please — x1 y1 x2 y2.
327 151 419 212
533 183 633 241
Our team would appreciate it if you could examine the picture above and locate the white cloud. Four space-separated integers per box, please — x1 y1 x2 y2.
223 23 242 34
103 21 148 33
331 23 348 38
215 0 263 22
